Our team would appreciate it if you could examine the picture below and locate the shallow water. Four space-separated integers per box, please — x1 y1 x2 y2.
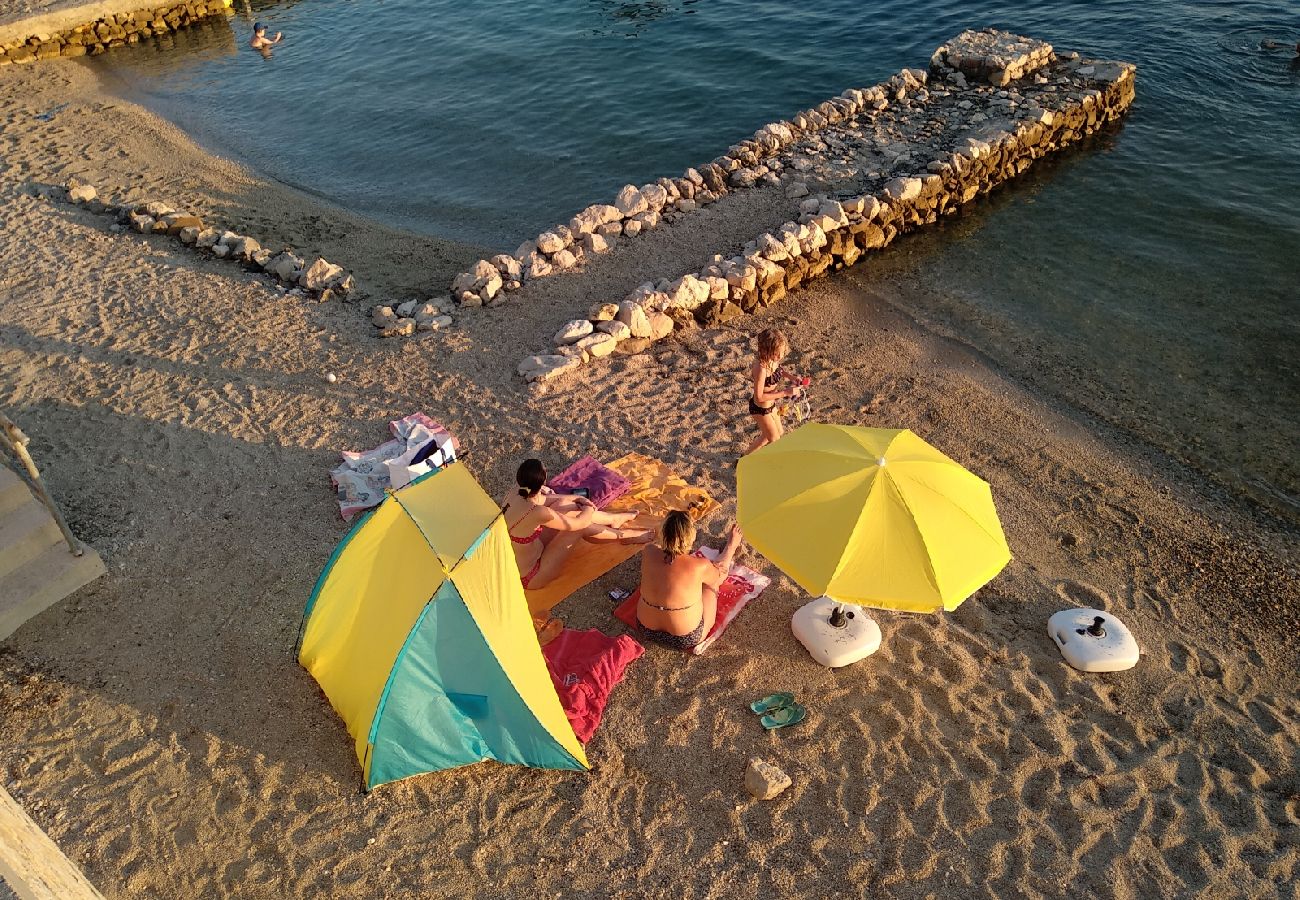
94 0 1300 519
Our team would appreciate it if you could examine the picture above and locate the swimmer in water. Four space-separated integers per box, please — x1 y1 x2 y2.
250 22 282 51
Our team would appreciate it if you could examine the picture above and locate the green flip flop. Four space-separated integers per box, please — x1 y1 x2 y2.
760 703 807 730
750 692 795 715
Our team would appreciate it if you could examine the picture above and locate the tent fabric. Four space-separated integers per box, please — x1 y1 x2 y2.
298 462 588 789
542 629 645 742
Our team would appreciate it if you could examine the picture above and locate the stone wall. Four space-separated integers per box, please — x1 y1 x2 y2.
516 31 1138 382
0 0 231 63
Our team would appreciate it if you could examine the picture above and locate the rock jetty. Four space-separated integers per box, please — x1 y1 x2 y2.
0 0 233 63
507 30 1137 382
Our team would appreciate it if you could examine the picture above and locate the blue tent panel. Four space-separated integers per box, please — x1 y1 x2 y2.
367 580 585 788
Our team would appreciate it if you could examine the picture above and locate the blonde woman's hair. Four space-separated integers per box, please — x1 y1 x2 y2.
756 329 789 366
659 510 696 562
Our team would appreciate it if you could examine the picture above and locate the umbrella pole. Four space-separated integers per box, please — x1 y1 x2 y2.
828 602 848 629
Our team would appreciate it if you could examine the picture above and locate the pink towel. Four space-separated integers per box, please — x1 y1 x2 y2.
547 455 631 510
542 628 644 743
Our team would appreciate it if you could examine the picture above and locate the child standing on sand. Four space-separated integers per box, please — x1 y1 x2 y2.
746 328 800 454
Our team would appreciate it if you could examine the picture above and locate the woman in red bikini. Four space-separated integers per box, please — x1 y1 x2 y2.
503 459 651 595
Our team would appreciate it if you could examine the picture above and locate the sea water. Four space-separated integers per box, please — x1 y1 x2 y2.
94 0 1300 520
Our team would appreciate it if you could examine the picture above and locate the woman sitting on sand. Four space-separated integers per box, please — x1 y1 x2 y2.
637 512 744 651
503 459 651 594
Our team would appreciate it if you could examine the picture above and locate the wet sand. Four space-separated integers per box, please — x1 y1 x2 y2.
0 56 1297 899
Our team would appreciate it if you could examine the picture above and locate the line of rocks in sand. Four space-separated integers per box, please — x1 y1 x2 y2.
445 30 1064 314
517 33 1136 382
61 180 356 300
0 0 231 63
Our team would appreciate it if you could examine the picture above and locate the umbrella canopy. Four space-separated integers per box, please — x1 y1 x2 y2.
737 424 1010 612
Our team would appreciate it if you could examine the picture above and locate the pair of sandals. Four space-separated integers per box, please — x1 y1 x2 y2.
750 692 807 730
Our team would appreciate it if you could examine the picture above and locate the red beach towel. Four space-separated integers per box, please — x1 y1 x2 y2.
542 629 644 743
612 548 771 655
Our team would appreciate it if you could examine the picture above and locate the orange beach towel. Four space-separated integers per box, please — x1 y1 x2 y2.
525 452 717 620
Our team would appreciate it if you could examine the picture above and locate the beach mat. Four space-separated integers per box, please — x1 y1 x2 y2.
542 628 644 743
613 547 771 655
525 452 717 619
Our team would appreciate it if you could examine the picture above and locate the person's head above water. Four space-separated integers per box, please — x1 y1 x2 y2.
253 22 266 34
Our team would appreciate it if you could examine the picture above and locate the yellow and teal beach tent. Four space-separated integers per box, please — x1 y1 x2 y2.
297 463 588 790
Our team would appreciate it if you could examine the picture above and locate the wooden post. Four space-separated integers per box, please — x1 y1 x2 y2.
0 413 82 557
0 786 104 900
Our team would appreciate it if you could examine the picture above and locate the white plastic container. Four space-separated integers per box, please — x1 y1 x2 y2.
791 596 881 668
1047 608 1139 673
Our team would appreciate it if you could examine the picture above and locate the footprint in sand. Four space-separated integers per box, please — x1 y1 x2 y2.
1054 580 1111 608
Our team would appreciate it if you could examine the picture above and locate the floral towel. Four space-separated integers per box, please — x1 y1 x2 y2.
331 414 459 521
547 455 631 510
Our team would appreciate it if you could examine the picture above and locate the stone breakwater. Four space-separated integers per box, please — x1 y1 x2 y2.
509 30 1136 383
60 179 356 300
0 0 231 63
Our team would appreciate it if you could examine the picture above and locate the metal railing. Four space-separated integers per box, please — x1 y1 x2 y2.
0 411 83 557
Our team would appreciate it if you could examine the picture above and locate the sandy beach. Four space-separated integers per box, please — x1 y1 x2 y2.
1 50 1298 900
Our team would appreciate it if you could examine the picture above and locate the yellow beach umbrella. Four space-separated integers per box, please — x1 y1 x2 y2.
737 424 1010 612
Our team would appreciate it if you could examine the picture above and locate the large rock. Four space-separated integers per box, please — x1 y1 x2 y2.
641 183 668 211
227 235 261 260
553 319 594 345
372 306 397 328
265 251 303 282
67 183 97 204
452 259 499 294
575 332 617 359
569 204 623 236
479 270 503 301
581 232 610 255
518 354 580 383
551 248 578 270
525 254 554 280
744 758 792 800
614 184 648 217
615 300 652 339
666 274 710 311
491 254 522 279
589 301 620 321
195 227 220 249
647 312 674 342
883 177 923 203
178 226 200 245
299 257 346 291
536 231 568 254
596 319 631 341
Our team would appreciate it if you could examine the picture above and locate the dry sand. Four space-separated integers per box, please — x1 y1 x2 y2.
1 56 1297 900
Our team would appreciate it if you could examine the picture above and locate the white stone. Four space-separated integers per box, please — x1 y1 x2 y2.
595 222 623 238
581 232 610 255
666 274 710 310
553 319 594 345
525 254 554 280
536 231 567 254
785 181 809 199
883 177 923 203
647 312 674 342
744 758 792 800
265 251 303 282
622 219 643 238
589 302 620 321
575 332 617 358
614 184 648 217
616 300 652 339
641 183 668 211
552 248 578 270
518 354 580 383
68 184 97 204
596 319 631 341
396 300 418 317
299 258 346 291
491 254 522 279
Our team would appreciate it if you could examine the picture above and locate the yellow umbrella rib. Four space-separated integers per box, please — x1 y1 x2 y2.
875 471 944 598
892 459 1010 550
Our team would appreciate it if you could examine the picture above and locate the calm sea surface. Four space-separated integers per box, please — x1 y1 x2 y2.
95 0 1300 519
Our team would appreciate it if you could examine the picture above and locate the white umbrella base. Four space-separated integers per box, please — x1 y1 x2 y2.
1048 607 1139 672
792 596 881 668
